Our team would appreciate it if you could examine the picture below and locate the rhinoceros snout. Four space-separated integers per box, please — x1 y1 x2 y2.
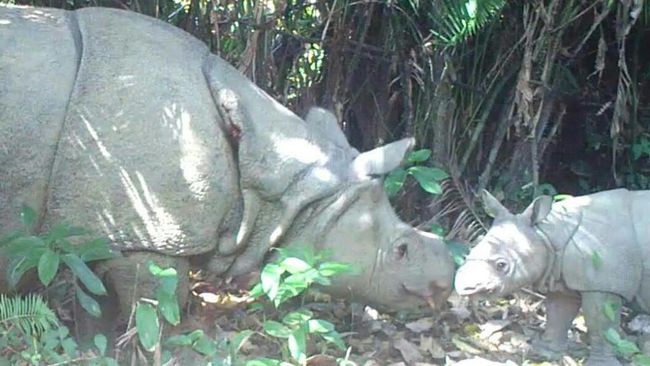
454 264 499 296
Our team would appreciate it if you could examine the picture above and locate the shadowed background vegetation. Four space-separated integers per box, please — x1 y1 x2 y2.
5 0 650 241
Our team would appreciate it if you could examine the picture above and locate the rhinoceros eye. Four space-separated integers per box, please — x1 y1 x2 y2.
395 243 408 260
495 259 509 273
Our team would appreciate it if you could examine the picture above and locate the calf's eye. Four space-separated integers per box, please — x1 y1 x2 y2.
495 259 509 273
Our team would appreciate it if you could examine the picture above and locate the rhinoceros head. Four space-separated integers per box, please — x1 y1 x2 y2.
454 190 553 298
204 63 455 311
321 187 455 311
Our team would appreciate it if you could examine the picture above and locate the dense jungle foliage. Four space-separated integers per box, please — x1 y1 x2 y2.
4 0 649 239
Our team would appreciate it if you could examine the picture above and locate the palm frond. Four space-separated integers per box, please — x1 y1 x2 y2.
429 0 507 47
0 294 59 336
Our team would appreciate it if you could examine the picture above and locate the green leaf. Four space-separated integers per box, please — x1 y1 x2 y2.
7 254 41 288
229 330 254 354
591 250 603 269
634 354 650 366
75 284 102 318
384 168 407 196
157 291 180 326
278 275 308 296
151 264 178 295
288 327 307 364
408 166 447 195
37 249 60 286
553 194 573 202
77 238 117 262
317 262 352 277
602 300 620 322
446 240 469 267
245 358 283 366
615 338 640 357
321 330 346 350
249 283 264 298
260 264 284 301
283 309 313 326
20 205 38 233
94 334 107 355
0 236 47 257
430 224 446 236
191 333 216 356
407 149 431 163
307 319 335 333
61 254 107 295
262 320 291 338
604 328 622 345
164 334 193 347
135 302 160 352
407 166 449 181
279 257 312 274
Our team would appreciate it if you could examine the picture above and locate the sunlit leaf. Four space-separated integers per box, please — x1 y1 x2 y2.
407 149 431 163
282 309 313 325
37 249 60 287
288 327 307 364
263 320 291 338
307 319 334 333
75 285 102 318
384 168 407 196
20 205 37 233
62 254 107 295
94 334 107 355
280 257 312 274
135 302 160 352
260 264 283 301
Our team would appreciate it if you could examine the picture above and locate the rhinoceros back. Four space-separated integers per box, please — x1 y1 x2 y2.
0 6 239 256
0 7 79 233
543 189 643 301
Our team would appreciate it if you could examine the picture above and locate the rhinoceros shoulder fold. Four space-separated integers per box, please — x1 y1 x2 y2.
540 189 642 301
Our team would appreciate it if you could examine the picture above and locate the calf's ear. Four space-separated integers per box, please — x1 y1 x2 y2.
522 195 553 225
480 190 510 218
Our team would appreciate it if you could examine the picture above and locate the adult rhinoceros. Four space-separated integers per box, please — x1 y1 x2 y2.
0 6 454 317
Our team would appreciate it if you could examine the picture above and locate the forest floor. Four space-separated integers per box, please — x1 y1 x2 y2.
145 286 643 366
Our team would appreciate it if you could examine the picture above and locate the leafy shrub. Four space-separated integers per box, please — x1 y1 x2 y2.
0 294 117 365
246 247 352 365
0 205 117 318
384 149 449 197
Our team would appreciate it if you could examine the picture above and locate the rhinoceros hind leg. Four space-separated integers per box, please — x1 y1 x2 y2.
97 252 190 326
581 291 623 366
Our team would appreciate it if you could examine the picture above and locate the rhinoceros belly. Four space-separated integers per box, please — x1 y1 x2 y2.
0 6 239 256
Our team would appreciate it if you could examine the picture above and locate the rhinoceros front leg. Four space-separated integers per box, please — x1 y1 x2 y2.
581 291 623 366
531 291 580 359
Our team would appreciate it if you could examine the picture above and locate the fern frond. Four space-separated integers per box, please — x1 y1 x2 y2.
0 294 59 336
429 0 507 47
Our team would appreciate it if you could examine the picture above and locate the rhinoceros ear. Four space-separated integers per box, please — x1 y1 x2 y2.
522 195 553 225
304 107 352 150
350 138 415 180
480 189 510 218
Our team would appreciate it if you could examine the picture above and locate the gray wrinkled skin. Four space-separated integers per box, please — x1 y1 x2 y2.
0 6 454 315
455 189 650 366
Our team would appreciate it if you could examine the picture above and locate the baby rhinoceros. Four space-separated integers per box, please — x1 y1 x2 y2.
455 189 650 366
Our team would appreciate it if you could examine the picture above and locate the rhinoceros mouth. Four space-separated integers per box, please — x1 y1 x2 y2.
455 283 500 297
401 283 450 311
